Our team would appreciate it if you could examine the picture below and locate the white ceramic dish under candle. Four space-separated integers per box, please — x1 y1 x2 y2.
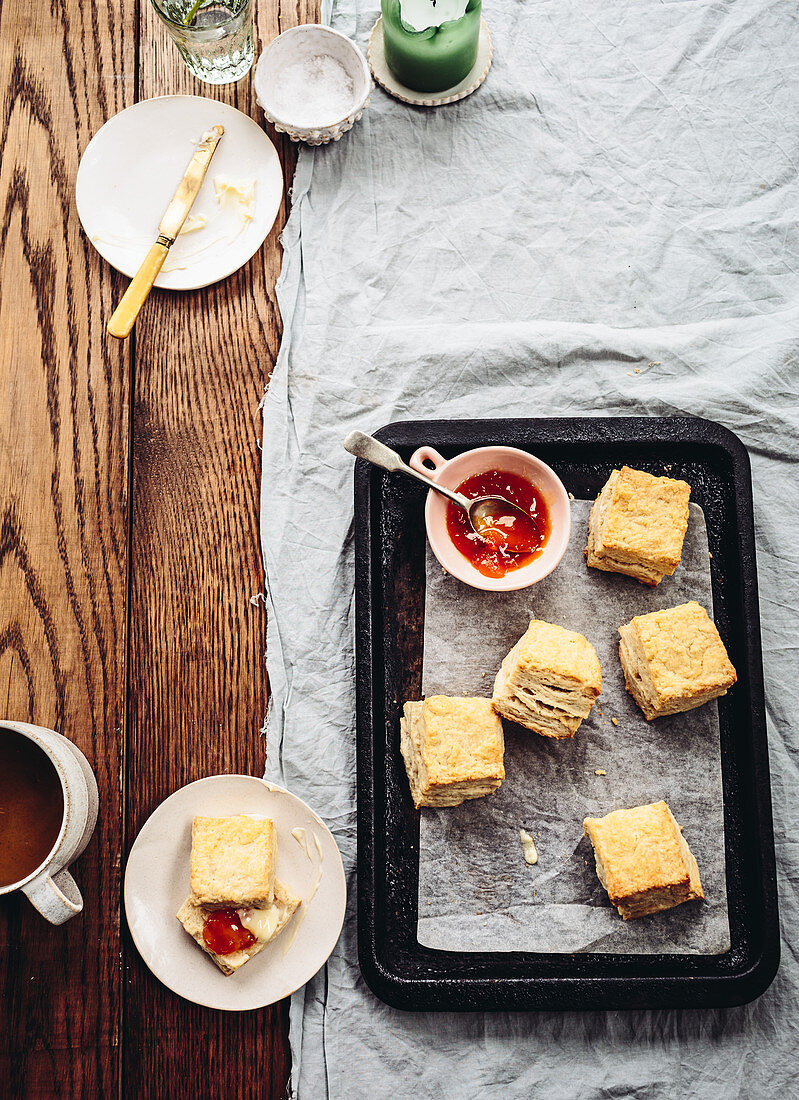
254 25 372 145
124 775 346 1011
408 445 572 592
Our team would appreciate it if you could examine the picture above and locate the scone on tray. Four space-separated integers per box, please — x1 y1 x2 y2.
399 695 505 809
177 879 301 976
190 815 277 909
583 801 704 920
492 619 601 739
619 601 737 720
585 466 691 586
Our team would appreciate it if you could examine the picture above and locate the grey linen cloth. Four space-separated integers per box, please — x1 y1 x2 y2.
260 0 799 1095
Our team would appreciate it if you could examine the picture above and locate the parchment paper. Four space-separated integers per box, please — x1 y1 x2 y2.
418 501 730 954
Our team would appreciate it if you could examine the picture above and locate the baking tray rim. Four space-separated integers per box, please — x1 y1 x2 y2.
355 414 780 1011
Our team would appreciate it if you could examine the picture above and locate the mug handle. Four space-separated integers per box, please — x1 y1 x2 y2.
409 446 447 475
22 868 83 925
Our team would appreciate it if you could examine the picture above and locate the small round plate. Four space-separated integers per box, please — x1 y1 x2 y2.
368 17 492 107
76 96 283 291
124 775 346 1011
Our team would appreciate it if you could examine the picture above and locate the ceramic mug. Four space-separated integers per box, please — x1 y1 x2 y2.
408 445 572 592
0 722 99 924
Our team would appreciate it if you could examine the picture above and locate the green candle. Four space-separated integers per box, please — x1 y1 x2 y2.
381 0 481 94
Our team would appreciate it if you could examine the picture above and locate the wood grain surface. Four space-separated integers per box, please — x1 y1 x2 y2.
0 0 316 1095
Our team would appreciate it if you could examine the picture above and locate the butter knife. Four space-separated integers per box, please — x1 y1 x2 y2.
107 124 224 339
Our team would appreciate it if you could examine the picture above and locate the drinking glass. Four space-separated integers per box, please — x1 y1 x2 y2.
151 0 254 85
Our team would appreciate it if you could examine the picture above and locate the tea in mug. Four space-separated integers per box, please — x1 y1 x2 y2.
0 730 64 887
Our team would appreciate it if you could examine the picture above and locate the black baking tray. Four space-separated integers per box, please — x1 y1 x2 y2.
354 416 779 1011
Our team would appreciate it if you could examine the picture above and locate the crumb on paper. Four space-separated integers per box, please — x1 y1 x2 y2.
611 717 618 726
634 367 641 374
595 769 607 776
519 829 538 864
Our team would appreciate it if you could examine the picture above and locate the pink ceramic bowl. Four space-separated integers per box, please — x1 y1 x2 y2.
408 445 571 592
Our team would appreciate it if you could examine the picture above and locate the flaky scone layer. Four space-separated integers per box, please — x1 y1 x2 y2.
585 466 691 585
618 600 736 720
399 696 505 808
190 815 277 909
583 801 704 920
492 620 601 738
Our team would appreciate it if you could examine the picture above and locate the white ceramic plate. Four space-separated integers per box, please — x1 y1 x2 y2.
76 96 283 290
124 775 346 1011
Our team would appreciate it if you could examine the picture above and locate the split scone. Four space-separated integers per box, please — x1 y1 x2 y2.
399 696 505 808
585 466 691 586
177 879 302 975
190 815 277 909
492 619 602 739
619 601 737 720
583 801 704 920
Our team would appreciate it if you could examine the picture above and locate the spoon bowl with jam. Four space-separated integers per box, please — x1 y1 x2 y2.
344 432 571 591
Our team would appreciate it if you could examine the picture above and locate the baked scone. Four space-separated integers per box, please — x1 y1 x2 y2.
399 696 505 808
619 601 737 720
492 619 601 739
585 466 691 586
177 879 301 975
583 801 704 920
190 815 277 909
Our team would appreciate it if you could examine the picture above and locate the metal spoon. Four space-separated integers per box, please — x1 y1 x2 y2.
344 431 543 553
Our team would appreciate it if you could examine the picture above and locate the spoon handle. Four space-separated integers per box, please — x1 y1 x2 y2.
344 431 470 511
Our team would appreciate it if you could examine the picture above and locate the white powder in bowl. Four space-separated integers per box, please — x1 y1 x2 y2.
268 53 357 128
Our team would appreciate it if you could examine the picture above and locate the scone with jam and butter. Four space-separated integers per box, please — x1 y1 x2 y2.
178 814 301 976
177 878 301 976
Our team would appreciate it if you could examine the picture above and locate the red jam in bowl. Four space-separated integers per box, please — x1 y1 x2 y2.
445 469 551 578
202 909 256 955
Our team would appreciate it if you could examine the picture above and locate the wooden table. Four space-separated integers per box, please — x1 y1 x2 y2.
0 0 313 1094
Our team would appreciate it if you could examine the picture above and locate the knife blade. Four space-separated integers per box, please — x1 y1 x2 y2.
158 125 224 242
107 124 224 339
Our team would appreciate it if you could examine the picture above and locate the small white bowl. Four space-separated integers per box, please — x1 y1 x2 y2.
408 445 572 593
254 25 371 146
